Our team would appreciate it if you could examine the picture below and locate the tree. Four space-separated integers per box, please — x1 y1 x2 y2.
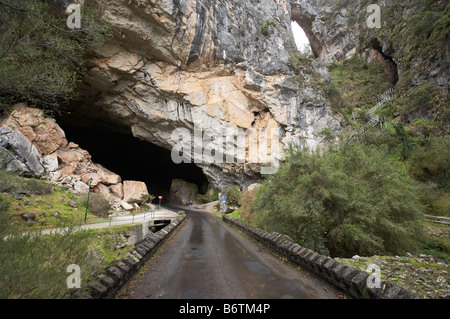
0 0 110 113
251 143 425 257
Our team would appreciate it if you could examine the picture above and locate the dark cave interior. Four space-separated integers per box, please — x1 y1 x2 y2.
55 115 209 202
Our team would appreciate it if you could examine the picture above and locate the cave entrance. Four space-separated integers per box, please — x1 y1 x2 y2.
368 38 399 86
55 116 209 203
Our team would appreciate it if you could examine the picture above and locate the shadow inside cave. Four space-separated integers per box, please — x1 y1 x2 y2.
55 115 209 202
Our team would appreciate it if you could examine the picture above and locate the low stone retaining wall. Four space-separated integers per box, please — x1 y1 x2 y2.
222 215 420 299
81 212 186 299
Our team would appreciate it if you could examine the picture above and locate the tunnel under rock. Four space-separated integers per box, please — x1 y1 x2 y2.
55 116 209 202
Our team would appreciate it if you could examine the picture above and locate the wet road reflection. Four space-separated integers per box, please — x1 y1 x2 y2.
120 209 339 299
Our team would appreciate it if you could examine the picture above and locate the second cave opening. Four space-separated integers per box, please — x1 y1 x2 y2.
55 116 210 203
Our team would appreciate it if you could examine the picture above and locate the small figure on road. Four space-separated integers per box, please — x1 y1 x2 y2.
189 201 193 210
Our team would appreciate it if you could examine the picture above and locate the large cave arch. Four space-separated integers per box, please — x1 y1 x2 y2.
290 4 322 59
55 115 210 201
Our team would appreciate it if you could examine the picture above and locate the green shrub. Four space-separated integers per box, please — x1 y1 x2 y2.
80 192 111 218
0 206 98 298
251 143 425 257
239 188 258 223
0 194 11 234
222 185 241 208
0 0 111 112
260 20 277 36
408 136 450 188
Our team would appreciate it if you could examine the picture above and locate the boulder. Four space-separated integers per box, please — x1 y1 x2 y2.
43 153 59 172
21 213 36 221
57 149 84 165
73 180 90 194
2 105 68 155
120 200 134 211
0 127 45 177
81 173 101 188
123 181 149 204
170 179 198 204
95 164 121 185
94 183 111 198
110 183 124 199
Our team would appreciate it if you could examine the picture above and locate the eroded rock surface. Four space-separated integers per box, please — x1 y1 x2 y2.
72 0 342 190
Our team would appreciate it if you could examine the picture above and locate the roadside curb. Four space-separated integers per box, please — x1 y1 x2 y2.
222 215 421 299
73 211 187 299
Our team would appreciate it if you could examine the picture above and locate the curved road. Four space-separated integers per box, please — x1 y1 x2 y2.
119 208 341 299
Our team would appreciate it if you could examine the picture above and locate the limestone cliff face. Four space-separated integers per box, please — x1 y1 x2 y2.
74 0 342 189
290 0 448 124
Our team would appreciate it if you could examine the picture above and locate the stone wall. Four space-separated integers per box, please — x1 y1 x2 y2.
222 215 420 299
77 212 186 299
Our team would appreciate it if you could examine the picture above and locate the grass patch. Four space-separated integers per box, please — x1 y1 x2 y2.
0 170 108 230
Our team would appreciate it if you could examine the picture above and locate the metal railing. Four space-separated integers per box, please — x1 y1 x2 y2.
424 215 450 226
342 88 395 143
15 210 176 235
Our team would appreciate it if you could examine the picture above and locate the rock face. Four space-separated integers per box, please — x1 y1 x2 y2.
0 127 45 177
123 181 149 205
170 179 199 204
72 0 342 190
290 0 448 123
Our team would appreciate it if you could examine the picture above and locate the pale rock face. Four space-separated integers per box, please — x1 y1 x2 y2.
123 181 150 204
1 104 68 156
73 0 343 190
110 183 124 200
0 105 147 211
43 153 59 173
0 127 45 177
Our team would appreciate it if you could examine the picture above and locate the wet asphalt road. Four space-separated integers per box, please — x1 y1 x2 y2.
119 208 340 299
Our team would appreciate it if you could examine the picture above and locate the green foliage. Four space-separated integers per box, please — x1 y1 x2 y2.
403 1 449 59
408 136 450 189
0 0 111 113
0 169 53 195
251 143 425 257
0 194 11 234
260 20 277 36
318 128 335 142
238 187 258 223
393 122 417 161
0 215 98 298
288 50 315 75
325 55 390 119
196 190 219 204
223 185 241 208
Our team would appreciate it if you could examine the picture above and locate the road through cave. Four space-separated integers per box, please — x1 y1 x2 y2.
56 115 209 202
118 208 341 299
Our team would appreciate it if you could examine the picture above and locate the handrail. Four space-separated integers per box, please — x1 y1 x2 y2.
423 215 450 226
341 88 395 142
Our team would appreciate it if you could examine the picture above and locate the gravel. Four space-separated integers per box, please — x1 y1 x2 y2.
335 254 449 299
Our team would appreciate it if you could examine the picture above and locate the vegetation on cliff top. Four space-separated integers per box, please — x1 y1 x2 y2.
0 0 111 114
